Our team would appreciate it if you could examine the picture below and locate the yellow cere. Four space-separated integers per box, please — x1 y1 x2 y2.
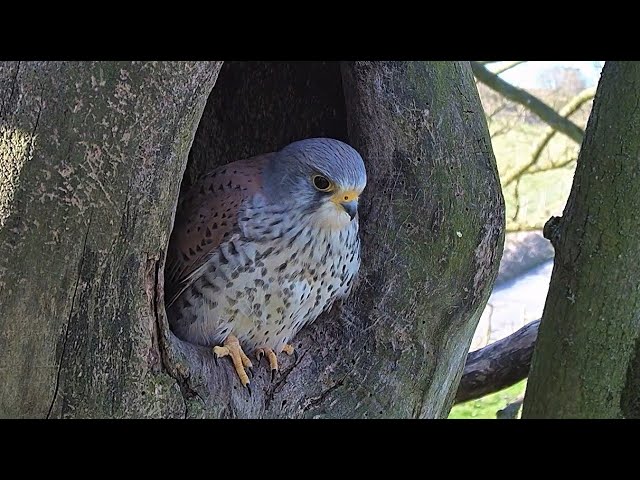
330 190 360 204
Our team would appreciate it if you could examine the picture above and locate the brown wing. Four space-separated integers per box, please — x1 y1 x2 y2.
165 154 272 304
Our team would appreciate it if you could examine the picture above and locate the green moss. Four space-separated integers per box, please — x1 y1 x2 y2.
449 380 527 419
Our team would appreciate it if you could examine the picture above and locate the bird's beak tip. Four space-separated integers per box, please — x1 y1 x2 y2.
341 200 358 221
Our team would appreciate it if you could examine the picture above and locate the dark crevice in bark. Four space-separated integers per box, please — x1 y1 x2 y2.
263 349 308 411
28 103 42 158
621 336 640 418
10 62 20 102
145 254 163 374
0 61 20 117
302 376 346 414
46 208 93 418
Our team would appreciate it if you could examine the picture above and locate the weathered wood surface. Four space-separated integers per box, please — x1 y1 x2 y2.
0 61 504 418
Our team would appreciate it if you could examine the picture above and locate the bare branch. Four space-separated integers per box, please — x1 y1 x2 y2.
503 87 596 187
492 61 526 75
490 123 512 139
529 86 595 158
529 157 576 174
470 62 585 143
455 319 540 404
506 225 548 233
511 176 523 223
486 103 508 121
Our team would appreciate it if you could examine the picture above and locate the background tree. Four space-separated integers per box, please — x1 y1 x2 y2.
472 61 596 233
0 61 504 418
453 62 599 414
522 61 640 419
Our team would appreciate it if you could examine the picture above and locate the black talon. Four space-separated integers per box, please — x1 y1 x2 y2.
293 350 299 363
214 354 218 366
271 369 277 382
247 367 254 379
246 384 252 396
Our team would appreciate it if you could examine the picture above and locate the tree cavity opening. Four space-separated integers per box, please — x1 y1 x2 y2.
164 61 350 308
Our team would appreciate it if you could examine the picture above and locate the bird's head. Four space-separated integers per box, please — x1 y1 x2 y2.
264 138 367 229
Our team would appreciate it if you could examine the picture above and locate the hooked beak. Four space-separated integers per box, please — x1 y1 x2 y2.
341 200 358 221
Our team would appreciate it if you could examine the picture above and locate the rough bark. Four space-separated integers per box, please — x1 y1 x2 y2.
522 62 640 419
0 61 222 418
0 61 504 418
455 319 539 404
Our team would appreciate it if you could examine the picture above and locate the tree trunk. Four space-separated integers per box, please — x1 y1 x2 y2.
0 61 222 418
0 61 504 418
522 62 640 419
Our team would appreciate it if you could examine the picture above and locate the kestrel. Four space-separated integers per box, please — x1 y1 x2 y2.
165 138 366 392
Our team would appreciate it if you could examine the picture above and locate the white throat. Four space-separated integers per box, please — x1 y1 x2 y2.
312 201 355 231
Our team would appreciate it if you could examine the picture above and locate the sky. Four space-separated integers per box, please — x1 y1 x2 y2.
491 61 604 89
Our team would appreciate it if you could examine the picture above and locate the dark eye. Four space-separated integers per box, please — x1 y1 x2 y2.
312 175 332 192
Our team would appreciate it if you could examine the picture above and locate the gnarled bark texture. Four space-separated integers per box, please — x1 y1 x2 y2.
0 61 504 418
522 61 640 419
0 61 222 418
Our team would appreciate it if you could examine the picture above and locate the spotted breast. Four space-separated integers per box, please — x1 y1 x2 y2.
165 138 366 387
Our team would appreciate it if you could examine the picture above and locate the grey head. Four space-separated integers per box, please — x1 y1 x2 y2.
263 138 367 224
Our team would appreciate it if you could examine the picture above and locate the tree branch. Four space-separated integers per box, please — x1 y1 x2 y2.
508 205 571 233
470 62 585 143
503 87 596 187
511 176 523 223
528 157 576 174
492 61 526 75
505 225 549 233
455 319 540 404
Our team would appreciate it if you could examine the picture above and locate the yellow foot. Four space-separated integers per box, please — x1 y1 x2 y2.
256 344 297 381
282 344 295 356
256 347 278 381
214 335 253 395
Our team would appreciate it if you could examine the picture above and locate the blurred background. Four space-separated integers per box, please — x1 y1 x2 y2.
449 61 605 419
